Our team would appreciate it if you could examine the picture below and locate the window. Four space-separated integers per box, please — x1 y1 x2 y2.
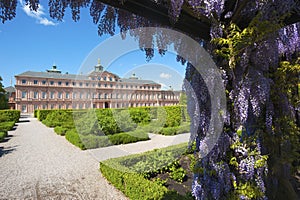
121 85 124 88
86 83 89 87
98 93 101 99
58 92 62 99
50 91 55 99
34 105 38 110
86 93 89 99
110 84 113 88
80 93 83 99
22 105 27 113
109 77 112 81
34 91 38 99
66 92 69 99
22 79 26 84
126 85 128 88
58 105 62 109
43 105 47 109
42 80 46 85
104 77 107 81
104 94 107 99
104 84 107 88
50 81 54 85
98 83 101 87
92 83 95 87
79 82 83 87
66 104 69 109
72 82 76 86
34 80 38 84
116 85 119 88
66 82 69 86
22 91 27 98
42 92 46 99
73 93 76 99
58 81 62 86
51 104 55 109
131 85 133 89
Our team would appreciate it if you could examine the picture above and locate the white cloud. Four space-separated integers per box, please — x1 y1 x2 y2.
20 0 57 26
160 72 172 79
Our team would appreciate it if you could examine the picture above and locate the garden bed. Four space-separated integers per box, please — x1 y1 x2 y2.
100 142 196 200
36 106 190 150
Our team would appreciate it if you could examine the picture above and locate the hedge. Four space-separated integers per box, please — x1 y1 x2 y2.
0 121 15 132
100 143 189 200
65 129 86 150
0 110 20 123
36 106 189 129
36 110 53 121
67 129 149 149
42 110 74 128
0 131 7 142
54 126 68 136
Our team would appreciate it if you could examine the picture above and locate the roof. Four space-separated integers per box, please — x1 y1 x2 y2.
15 71 87 80
4 86 15 93
119 78 159 85
15 71 160 85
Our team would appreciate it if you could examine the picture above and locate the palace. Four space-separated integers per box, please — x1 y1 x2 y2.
13 61 181 113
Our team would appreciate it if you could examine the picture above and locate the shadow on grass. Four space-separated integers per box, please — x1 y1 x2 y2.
0 145 17 157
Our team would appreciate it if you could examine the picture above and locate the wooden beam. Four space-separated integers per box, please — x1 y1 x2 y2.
99 0 211 40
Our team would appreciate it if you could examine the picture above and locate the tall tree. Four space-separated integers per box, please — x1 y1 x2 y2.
0 76 8 110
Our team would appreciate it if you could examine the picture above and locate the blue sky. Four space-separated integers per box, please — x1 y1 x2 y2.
0 0 186 90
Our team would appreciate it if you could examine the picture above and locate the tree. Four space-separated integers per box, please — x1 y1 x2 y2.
0 76 8 110
1 1 300 199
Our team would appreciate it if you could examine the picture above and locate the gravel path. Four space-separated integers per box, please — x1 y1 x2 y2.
88 133 190 161
0 115 190 199
0 116 127 200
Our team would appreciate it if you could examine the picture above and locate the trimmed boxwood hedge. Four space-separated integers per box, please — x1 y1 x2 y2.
0 110 20 123
66 128 149 149
100 143 189 200
36 106 189 149
0 121 15 132
0 131 7 142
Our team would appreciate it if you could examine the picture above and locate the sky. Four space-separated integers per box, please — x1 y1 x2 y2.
0 0 187 90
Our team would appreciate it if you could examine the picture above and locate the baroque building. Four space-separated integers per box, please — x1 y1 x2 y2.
14 61 180 113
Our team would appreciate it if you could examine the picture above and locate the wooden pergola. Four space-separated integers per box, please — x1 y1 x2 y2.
99 0 300 40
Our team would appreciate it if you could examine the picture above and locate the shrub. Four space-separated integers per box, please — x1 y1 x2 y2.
100 143 189 200
42 110 73 127
129 107 151 124
96 109 120 135
109 131 149 145
0 121 15 132
54 126 68 136
114 110 137 132
158 127 178 135
74 110 102 135
80 134 112 149
176 123 190 134
65 129 86 150
0 110 20 123
169 167 187 183
80 131 149 149
36 110 53 121
0 131 7 142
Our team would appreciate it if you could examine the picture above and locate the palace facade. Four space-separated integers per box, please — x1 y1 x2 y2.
14 62 180 113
